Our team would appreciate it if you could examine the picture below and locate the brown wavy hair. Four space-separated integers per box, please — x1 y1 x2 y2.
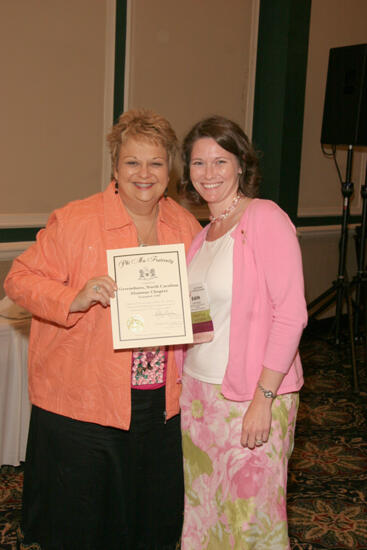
107 108 178 177
179 115 261 203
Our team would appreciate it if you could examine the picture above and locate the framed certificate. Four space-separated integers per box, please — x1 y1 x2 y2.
107 244 193 349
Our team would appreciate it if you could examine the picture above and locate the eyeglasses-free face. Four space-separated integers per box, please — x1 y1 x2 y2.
190 137 242 212
114 138 169 211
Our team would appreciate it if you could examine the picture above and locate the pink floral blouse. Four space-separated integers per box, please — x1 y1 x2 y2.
131 348 167 389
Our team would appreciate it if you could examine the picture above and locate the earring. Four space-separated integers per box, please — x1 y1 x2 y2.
164 187 168 199
114 179 119 194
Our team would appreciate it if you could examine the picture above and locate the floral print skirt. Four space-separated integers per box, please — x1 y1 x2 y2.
180 373 299 550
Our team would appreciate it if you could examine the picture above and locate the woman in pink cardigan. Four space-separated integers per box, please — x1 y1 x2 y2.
177 115 308 549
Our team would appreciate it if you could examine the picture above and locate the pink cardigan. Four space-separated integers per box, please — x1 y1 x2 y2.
176 199 308 401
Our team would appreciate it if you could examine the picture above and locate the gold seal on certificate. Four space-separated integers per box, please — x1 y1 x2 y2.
107 244 193 349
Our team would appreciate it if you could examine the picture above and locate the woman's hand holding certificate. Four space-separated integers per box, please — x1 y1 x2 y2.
107 244 193 349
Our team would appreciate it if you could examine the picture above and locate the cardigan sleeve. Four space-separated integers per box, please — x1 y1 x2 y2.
4 211 83 328
253 201 308 373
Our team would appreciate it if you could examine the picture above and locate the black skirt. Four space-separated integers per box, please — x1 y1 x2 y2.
19 387 184 550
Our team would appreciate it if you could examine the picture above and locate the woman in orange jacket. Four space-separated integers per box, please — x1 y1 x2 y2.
5 109 201 550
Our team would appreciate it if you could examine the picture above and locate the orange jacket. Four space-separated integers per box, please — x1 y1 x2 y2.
4 183 201 429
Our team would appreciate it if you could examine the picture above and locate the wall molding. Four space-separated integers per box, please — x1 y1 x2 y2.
298 207 355 217
244 0 260 140
297 223 358 238
101 0 117 190
0 241 33 261
123 0 132 111
0 214 48 229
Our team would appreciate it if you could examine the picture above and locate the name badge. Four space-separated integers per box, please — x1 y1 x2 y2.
189 283 214 343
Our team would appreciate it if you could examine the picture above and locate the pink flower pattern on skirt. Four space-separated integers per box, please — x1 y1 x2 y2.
180 372 299 550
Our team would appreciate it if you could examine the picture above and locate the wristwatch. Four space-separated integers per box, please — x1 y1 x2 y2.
258 382 276 399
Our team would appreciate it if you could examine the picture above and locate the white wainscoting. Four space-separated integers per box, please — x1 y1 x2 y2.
0 242 34 262
298 224 360 318
0 242 34 299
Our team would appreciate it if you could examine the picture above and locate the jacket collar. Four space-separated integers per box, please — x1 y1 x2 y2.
103 182 133 230
103 181 181 231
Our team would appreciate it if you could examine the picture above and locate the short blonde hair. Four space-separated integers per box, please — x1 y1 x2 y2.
106 108 178 177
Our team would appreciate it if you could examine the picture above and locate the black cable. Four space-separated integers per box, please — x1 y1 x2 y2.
321 143 334 157
333 150 344 185
321 143 343 184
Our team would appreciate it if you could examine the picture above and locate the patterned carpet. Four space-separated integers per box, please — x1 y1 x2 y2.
288 321 367 549
0 465 22 550
1 321 367 549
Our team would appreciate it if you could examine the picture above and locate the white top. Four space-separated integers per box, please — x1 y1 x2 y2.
185 227 234 384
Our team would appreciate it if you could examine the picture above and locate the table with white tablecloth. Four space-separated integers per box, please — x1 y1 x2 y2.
0 315 31 466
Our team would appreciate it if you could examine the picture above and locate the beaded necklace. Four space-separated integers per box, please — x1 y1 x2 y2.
209 193 242 223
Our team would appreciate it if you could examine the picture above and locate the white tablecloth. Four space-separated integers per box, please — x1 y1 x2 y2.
0 316 31 466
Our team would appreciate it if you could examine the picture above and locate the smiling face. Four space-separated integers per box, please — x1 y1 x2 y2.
190 137 242 213
114 137 169 212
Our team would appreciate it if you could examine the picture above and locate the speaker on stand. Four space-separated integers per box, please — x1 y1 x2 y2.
321 44 367 147
308 43 367 393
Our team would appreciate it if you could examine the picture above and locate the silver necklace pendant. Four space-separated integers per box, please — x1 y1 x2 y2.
136 205 159 247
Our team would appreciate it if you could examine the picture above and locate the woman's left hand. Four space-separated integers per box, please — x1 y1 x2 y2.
240 397 272 449
69 275 117 313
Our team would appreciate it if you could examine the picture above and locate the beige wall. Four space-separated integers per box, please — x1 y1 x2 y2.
125 0 259 218
0 0 259 292
0 0 257 225
298 0 367 219
2 0 366 317
298 0 367 313
0 0 115 227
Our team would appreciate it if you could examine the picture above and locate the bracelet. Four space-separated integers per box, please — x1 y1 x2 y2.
258 382 276 399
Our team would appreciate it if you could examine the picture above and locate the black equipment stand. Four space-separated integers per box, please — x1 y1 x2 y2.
353 165 367 362
307 145 359 393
